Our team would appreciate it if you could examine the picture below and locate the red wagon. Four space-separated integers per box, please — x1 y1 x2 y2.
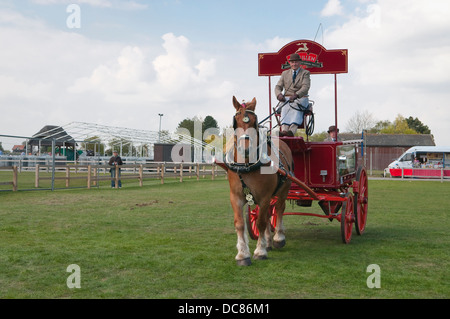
246 138 368 243
246 40 368 244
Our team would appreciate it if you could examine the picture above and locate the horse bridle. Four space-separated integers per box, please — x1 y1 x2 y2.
232 105 258 129
225 107 266 173
225 105 291 205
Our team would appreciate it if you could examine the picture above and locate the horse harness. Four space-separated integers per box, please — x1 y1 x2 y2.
225 106 292 206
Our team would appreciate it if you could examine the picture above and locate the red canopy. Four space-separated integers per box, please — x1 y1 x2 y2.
258 40 348 76
258 40 349 132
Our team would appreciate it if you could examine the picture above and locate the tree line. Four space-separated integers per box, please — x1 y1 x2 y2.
345 110 430 135
4 112 427 156
175 112 431 145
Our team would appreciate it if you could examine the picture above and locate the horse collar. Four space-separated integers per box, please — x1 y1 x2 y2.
223 134 271 173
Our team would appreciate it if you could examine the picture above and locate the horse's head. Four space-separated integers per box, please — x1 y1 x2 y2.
232 96 258 163
232 96 257 130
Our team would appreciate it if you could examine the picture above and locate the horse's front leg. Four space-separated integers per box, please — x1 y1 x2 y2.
253 201 270 260
231 196 251 266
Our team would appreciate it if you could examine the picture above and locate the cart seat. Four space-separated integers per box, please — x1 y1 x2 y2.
275 101 313 129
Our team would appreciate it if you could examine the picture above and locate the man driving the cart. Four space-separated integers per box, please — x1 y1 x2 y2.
275 53 311 137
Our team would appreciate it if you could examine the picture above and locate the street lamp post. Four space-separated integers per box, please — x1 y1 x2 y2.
158 113 164 143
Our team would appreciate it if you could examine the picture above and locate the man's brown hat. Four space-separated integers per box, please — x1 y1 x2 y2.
328 125 339 133
288 53 301 61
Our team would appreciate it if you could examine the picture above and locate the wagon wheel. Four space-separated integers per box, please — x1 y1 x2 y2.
340 193 354 244
354 166 368 235
246 199 277 240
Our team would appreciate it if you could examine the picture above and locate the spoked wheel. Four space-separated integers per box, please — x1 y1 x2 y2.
354 166 368 235
246 198 277 240
340 193 354 244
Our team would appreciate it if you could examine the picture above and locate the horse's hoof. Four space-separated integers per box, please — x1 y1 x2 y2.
273 239 286 249
266 246 272 251
253 254 268 260
236 258 252 266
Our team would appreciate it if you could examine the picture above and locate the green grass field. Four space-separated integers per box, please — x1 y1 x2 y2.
0 177 448 299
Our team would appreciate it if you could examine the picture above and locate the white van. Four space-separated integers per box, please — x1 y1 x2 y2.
388 146 450 170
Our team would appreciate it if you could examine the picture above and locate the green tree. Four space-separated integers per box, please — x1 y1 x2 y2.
176 115 219 140
203 115 218 131
308 131 328 142
406 116 431 134
368 120 391 133
176 116 200 137
380 114 417 134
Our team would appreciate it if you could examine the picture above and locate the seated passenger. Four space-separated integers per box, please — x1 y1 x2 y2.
275 53 311 137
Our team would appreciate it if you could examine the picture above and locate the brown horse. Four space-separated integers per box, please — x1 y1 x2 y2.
223 96 293 266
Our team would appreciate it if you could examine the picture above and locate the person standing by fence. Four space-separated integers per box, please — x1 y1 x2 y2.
108 150 123 188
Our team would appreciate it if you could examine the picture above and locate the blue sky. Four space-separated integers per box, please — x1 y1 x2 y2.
1 0 450 150
6 0 348 46
16 1 336 42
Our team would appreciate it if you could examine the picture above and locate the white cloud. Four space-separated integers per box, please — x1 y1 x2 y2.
69 32 228 106
153 33 193 88
63 31 238 133
195 59 216 81
0 9 46 28
321 0 344 17
0 75 53 100
69 46 150 99
260 36 295 52
1 0 450 148
320 0 450 145
152 33 225 99
0 8 236 136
